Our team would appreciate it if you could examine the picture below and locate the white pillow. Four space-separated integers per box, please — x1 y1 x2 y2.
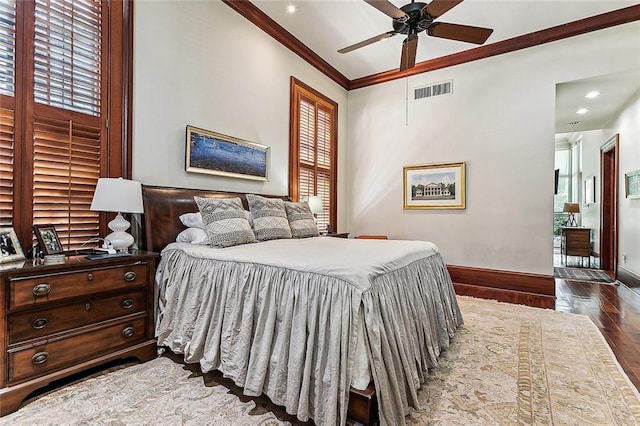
176 227 208 245
179 212 205 229
179 211 252 229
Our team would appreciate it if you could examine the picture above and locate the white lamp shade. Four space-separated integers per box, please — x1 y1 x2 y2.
302 195 323 214
90 178 144 214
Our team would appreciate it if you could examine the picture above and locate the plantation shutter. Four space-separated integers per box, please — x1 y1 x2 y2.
33 0 102 116
0 106 14 227
289 78 337 233
0 0 16 227
32 113 101 248
30 0 104 250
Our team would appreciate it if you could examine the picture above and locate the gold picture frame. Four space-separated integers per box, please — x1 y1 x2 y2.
403 162 466 209
0 227 26 264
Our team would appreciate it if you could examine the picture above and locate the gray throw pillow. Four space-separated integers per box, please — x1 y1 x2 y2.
246 194 292 241
194 196 257 247
284 201 319 238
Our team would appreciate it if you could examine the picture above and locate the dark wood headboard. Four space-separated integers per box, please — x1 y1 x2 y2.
141 185 289 253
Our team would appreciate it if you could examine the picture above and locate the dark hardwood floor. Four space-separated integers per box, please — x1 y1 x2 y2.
457 279 640 391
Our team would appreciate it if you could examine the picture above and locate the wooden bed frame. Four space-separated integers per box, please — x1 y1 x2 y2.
141 185 378 425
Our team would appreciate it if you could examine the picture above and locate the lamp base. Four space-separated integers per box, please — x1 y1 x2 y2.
105 213 134 252
567 213 578 227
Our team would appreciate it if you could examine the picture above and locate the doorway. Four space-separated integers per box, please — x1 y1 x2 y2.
600 134 619 277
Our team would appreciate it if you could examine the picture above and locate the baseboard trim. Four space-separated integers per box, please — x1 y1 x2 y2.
453 283 556 309
617 265 640 289
446 264 556 297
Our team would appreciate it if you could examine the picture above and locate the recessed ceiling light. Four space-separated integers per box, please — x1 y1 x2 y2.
576 108 589 114
585 91 600 99
286 4 296 13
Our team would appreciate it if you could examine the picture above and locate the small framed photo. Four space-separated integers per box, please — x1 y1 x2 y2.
625 169 640 199
0 227 26 264
33 224 64 255
403 162 466 209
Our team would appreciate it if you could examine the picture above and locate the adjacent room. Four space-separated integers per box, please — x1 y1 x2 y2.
1 1 639 425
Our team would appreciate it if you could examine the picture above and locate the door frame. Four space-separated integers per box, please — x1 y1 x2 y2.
600 134 619 275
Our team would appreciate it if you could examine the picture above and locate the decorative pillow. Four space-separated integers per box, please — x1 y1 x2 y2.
284 201 319 238
246 194 292 241
179 212 205 229
176 227 208 245
179 211 252 230
194 196 257 247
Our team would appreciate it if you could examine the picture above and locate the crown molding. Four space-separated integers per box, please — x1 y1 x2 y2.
222 0 350 89
224 2 640 91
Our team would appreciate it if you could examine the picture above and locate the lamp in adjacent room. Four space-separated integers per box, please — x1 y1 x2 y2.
563 202 580 227
90 178 144 251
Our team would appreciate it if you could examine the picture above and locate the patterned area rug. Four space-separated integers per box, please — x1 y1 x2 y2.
554 266 616 283
2 296 639 426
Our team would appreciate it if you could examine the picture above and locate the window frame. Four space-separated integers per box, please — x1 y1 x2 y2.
288 76 338 233
2 0 133 250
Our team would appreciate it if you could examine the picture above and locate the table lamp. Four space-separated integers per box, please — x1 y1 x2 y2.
304 195 323 216
90 178 144 251
563 202 580 227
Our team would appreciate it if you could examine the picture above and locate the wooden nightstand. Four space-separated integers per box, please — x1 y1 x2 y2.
561 227 591 267
325 233 349 238
0 250 158 416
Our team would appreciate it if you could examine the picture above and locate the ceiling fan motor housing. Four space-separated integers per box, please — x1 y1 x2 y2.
393 2 432 35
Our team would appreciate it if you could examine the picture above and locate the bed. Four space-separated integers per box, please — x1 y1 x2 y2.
142 185 463 426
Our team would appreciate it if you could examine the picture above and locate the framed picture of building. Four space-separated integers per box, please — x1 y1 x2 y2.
403 162 466 209
625 169 640 199
185 125 269 181
0 227 25 264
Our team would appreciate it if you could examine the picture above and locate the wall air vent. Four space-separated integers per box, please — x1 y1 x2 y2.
414 80 452 100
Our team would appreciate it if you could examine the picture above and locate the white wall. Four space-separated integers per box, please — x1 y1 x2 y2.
347 22 640 275
578 129 608 250
608 91 640 276
132 1 349 230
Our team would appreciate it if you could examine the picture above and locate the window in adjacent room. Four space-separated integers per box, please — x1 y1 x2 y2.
0 0 129 251
289 77 337 233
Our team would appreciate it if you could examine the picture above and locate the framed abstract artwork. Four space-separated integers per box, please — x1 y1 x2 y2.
186 125 269 181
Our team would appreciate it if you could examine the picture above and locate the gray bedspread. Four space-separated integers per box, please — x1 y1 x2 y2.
155 237 462 425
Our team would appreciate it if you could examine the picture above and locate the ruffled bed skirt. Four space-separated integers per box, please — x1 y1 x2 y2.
155 248 462 425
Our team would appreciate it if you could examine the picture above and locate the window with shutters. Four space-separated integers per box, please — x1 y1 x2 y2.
0 0 130 251
289 77 337 233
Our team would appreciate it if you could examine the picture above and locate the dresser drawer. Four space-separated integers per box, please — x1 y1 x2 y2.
8 290 147 344
9 263 148 310
7 316 147 384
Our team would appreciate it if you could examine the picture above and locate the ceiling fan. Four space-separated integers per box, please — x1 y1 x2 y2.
338 0 493 71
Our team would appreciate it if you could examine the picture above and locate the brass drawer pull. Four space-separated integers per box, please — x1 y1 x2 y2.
87 273 94 281
32 351 49 365
123 271 136 282
32 317 48 329
32 283 51 297
122 298 134 309
121 326 134 338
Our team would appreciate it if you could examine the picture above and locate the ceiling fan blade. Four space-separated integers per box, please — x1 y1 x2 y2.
400 34 418 71
338 31 397 54
424 0 463 19
364 0 408 20
428 22 493 44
